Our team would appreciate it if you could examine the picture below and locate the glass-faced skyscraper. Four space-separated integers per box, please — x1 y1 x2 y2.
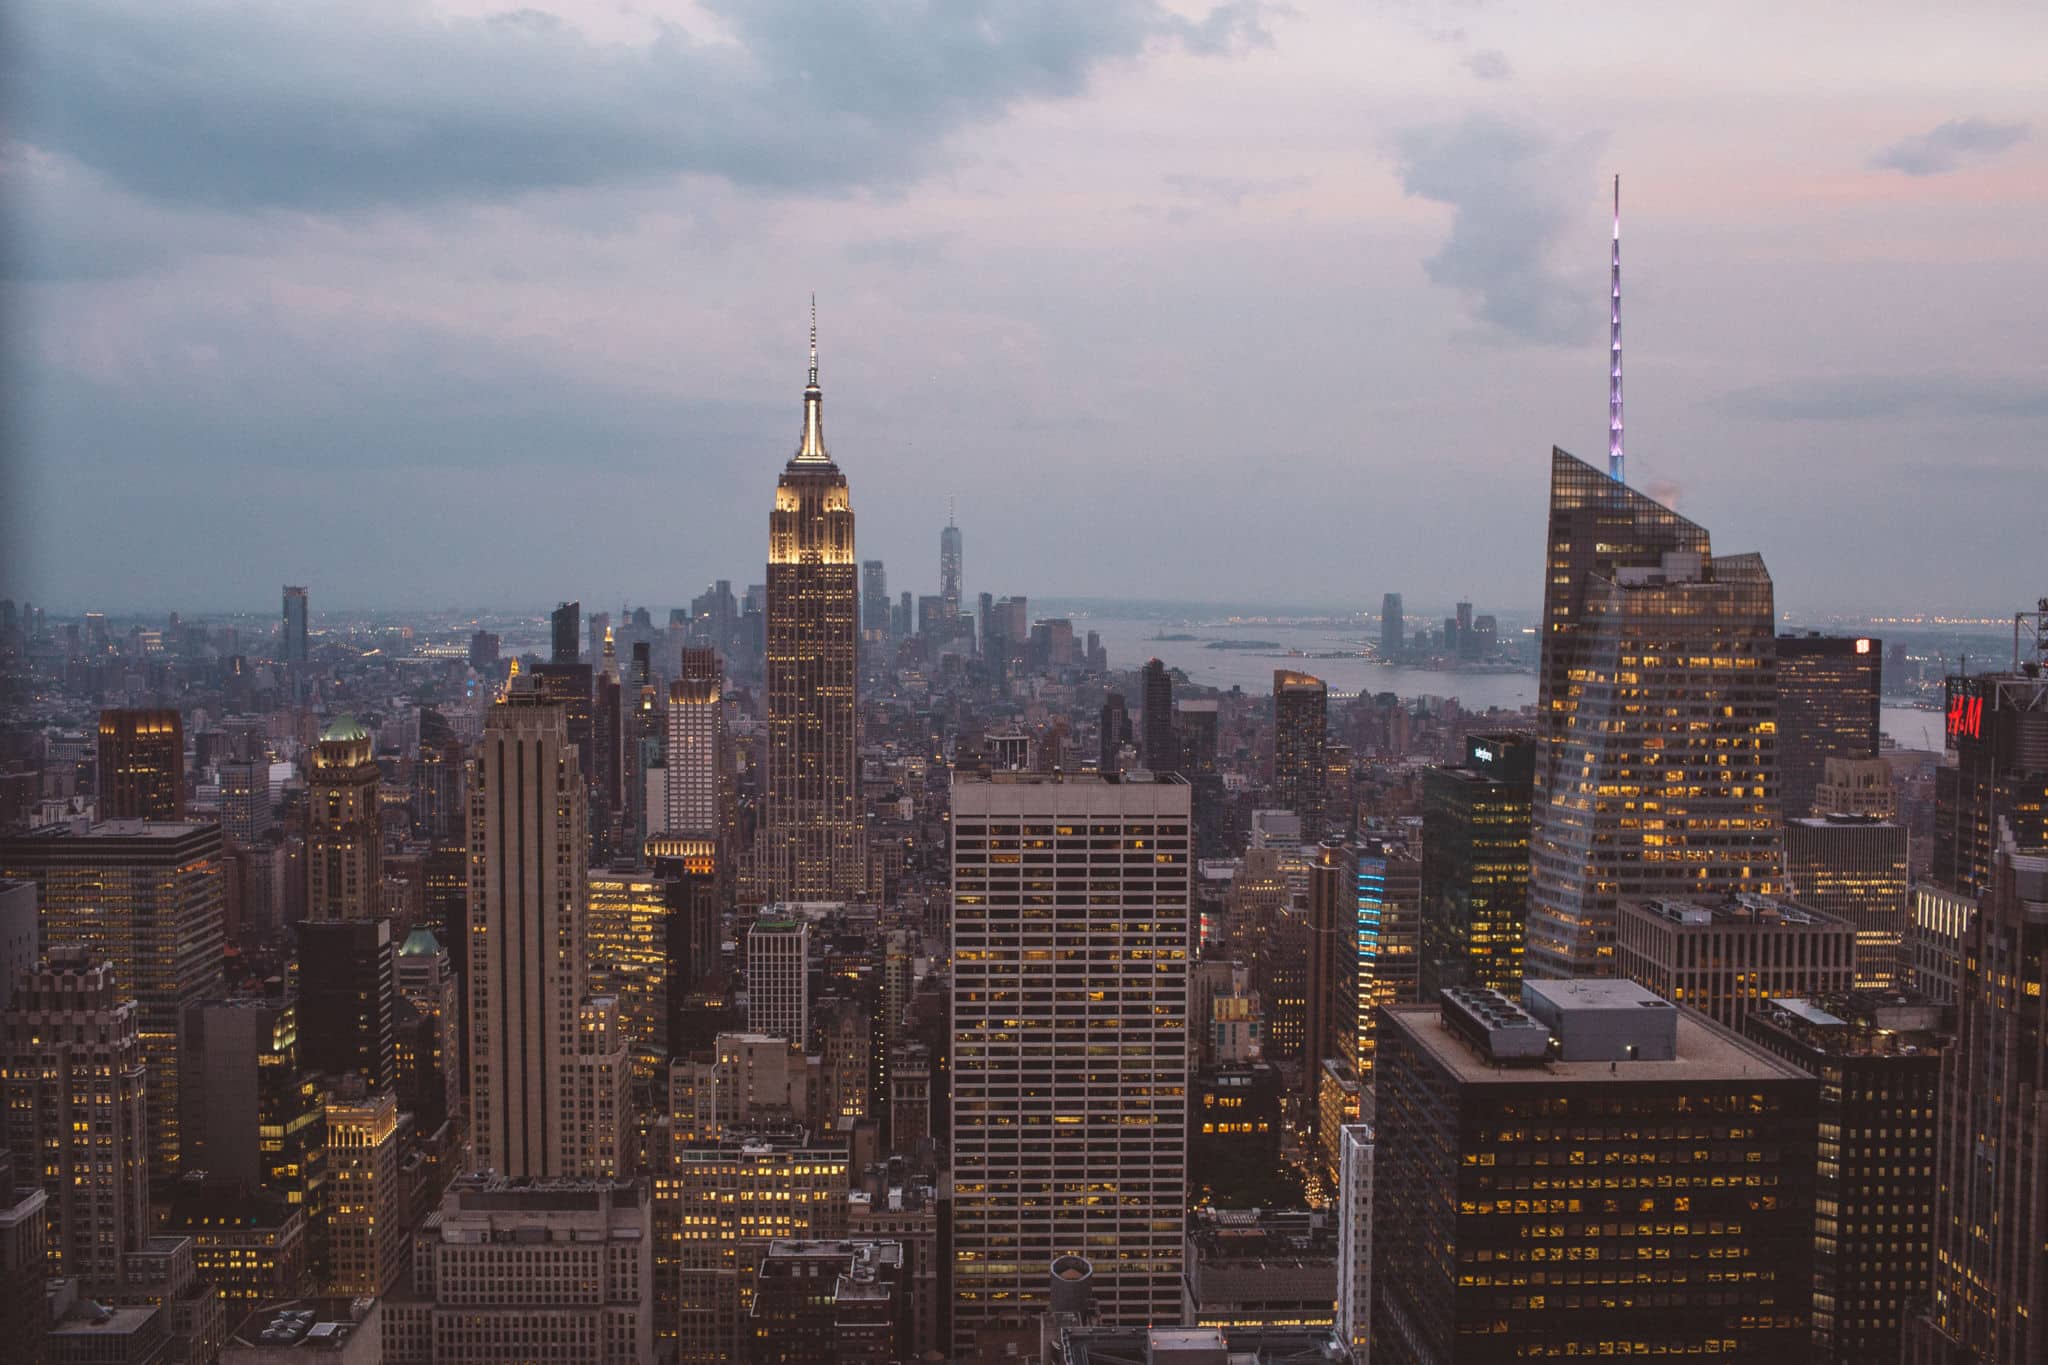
762 318 866 901
1527 449 1782 978
940 514 963 619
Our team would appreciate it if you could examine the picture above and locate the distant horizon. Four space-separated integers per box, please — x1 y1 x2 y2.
11 590 2030 636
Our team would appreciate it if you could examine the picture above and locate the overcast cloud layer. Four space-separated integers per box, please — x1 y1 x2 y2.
4 0 2044 619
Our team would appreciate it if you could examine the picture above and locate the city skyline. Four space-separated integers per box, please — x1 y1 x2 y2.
6 2 2044 616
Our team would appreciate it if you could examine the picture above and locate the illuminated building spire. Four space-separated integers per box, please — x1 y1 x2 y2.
1609 174 1624 484
795 293 829 463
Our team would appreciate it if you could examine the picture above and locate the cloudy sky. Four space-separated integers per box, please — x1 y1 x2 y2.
4 0 2042 619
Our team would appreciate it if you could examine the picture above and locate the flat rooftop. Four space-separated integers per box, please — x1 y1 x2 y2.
1389 1002 1808 1087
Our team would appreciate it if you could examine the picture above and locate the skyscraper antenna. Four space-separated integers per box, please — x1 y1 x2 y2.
808 293 818 389
948 494 956 528
1609 174 1624 484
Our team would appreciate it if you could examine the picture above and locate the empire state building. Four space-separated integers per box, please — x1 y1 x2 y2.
761 312 866 901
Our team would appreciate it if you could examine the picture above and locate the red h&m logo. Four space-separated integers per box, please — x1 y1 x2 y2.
1947 693 1983 741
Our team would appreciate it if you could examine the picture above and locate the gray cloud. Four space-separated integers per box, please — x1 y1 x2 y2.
1162 173 1312 207
1720 374 2048 422
1463 49 1512 81
8 0 1274 214
1871 117 2030 176
1390 115 1599 345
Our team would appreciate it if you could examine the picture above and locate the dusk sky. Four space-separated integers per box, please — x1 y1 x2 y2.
5 0 2042 619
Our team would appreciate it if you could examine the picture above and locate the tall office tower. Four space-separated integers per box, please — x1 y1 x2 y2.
1305 841 1356 1131
940 509 963 618
0 955 148 1294
1785 813 1910 987
1933 660 2048 896
592 628 624 848
1140 658 1178 774
551 599 581 663
666 648 728 842
1527 449 1782 979
218 758 273 844
1420 732 1534 996
861 560 889 643
1272 671 1329 837
468 629 500 673
1373 983 1817 1362
950 772 1191 1344
0 881 32 1012
1379 592 1403 659
761 315 866 902
98 708 185 819
530 658 596 789
1777 633 1882 820
0 1154 48 1365
0 819 224 1178
588 610 612 667
663 1136 851 1361
298 916 396 1090
746 915 810 1045
181 996 325 1210
1335 1122 1373 1363
382 1175 653 1365
413 717 468 846
394 927 461 1128
305 715 381 921
747 1240 904 1365
468 689 626 1178
323 1087 403 1297
1912 829 2048 1363
1617 893 1855 1031
891 591 912 641
1099 692 1132 773
1813 753 1897 817
1744 994 1945 1365
1352 840 1421 1097
282 585 308 665
1454 600 1476 658
588 866 685 1086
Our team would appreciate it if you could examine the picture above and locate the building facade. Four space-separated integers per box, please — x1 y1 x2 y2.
1528 449 1782 979
1420 732 1534 996
97 709 185 821
1785 813 1910 988
761 328 865 902
1371 985 1817 1362
1776 633 1882 821
0 819 225 1178
950 772 1190 1345
0 956 148 1294
468 690 627 1178
304 716 381 922
1615 893 1856 1031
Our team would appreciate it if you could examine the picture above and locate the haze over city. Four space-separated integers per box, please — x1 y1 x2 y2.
6 0 2044 615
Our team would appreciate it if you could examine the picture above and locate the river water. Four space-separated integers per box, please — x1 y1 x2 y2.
1069 613 1945 752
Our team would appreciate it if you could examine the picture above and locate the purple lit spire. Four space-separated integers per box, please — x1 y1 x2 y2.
1608 174 1624 484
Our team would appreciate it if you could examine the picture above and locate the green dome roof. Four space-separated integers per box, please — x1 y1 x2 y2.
321 714 370 743
398 927 442 957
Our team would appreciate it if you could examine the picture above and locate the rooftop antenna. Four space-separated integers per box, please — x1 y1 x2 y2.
1609 174 1625 484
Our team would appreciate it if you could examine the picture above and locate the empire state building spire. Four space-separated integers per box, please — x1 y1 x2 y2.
1609 174 1624 484
794 294 830 463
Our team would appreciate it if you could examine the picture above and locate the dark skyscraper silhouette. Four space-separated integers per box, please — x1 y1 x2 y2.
1099 691 1131 772
97 707 185 820
281 584 308 665
551 599 581 664
1777 633 1882 820
1379 592 1403 659
1141 658 1177 775
940 506 962 621
1273 670 1329 838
